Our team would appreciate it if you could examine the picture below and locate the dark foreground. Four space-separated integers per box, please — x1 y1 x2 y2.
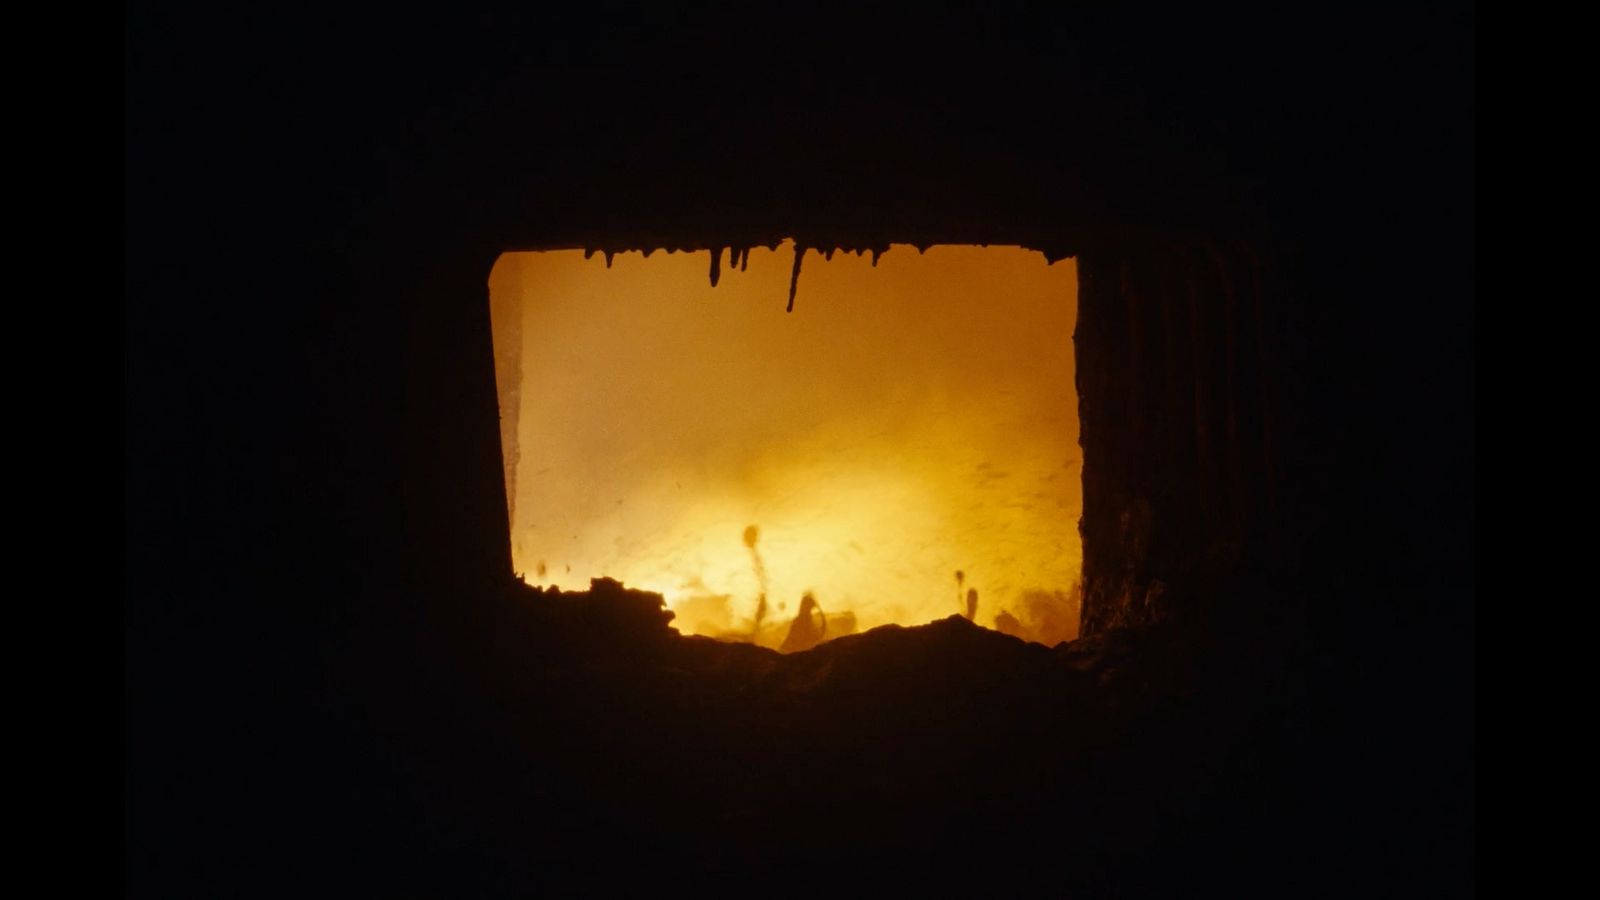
129 577 1466 897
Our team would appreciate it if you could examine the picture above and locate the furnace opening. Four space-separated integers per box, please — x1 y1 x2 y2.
489 241 1082 650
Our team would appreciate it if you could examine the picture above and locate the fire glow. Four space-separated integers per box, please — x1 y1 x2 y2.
489 242 1082 649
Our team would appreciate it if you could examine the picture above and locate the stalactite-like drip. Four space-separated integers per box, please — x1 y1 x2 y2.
604 250 615 268
709 246 723 287
738 247 750 271
787 242 805 313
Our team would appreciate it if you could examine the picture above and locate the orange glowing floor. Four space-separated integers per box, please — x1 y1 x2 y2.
490 242 1081 648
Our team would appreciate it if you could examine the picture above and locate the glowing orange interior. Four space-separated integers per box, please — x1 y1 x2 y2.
489 242 1081 649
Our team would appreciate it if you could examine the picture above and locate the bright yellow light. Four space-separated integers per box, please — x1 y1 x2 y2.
489 242 1082 648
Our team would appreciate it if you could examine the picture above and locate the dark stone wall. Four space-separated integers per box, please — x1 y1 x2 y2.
1076 240 1295 636
128 3 1472 895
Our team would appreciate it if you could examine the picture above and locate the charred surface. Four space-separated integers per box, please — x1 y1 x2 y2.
332 579 1300 895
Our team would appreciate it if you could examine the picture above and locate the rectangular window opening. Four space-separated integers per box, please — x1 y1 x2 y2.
489 241 1082 651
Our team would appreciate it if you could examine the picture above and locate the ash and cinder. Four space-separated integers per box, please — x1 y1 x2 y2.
438 575 1245 892
491 243 1082 648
